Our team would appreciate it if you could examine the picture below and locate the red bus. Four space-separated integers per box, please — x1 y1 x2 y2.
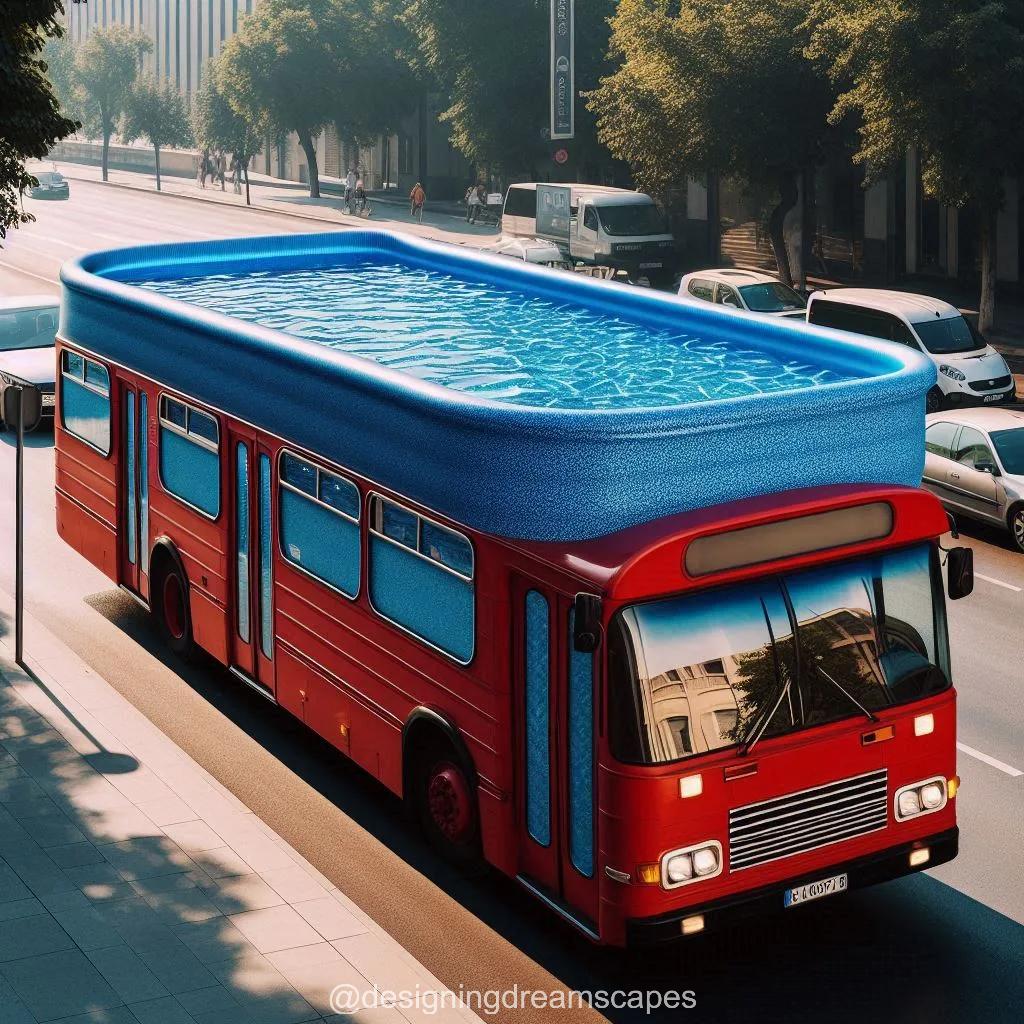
56 231 971 945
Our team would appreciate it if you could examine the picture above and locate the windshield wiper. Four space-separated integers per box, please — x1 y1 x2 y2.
808 662 879 724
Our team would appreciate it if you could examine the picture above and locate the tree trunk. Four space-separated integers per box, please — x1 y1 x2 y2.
154 145 161 192
979 208 997 334
298 131 320 198
101 116 111 182
767 174 799 286
244 165 251 207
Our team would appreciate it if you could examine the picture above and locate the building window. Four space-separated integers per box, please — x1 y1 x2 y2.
278 450 361 599
158 395 220 517
567 608 594 878
60 350 111 455
368 495 474 663
525 590 551 846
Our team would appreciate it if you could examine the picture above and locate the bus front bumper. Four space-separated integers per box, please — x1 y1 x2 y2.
625 826 958 946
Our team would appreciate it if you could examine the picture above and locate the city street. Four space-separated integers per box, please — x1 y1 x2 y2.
0 177 1022 1022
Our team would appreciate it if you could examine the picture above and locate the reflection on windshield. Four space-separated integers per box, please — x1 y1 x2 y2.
739 282 806 313
596 203 667 237
913 316 985 354
991 429 1024 475
608 544 949 765
0 307 59 352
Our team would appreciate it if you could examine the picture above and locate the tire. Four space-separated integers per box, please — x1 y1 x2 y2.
411 737 483 872
152 556 196 660
926 387 945 414
1009 504 1024 555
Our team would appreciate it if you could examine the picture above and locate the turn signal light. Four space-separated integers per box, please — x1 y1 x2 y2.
948 775 960 799
636 863 661 885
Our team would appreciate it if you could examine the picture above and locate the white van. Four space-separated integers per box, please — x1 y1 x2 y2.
807 289 1015 412
502 183 677 283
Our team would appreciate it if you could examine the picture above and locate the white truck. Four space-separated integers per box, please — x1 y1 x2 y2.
501 183 678 285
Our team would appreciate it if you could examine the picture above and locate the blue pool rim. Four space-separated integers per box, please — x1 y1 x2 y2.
60 229 936 542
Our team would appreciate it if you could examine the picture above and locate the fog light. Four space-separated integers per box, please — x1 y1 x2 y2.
681 914 705 936
679 774 703 799
920 783 944 810
692 847 719 876
898 789 921 818
909 847 931 867
914 713 934 737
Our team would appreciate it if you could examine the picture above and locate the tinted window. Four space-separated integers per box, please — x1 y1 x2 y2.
318 470 360 519
504 187 537 219
583 206 599 231
163 397 187 430
953 426 995 468
596 203 666 236
716 285 741 308
281 452 317 495
420 520 473 577
0 306 59 351
739 282 806 313
188 409 218 445
914 315 986 355
60 353 111 454
381 501 418 548
688 279 715 303
925 421 959 459
810 300 916 346
991 428 1024 475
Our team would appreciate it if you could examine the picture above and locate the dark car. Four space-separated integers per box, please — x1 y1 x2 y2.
27 170 70 200
0 297 60 431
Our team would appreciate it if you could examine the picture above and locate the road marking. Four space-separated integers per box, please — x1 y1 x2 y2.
0 260 58 285
957 741 1023 777
975 572 1022 593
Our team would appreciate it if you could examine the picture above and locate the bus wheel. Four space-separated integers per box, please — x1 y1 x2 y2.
413 742 482 871
152 557 195 660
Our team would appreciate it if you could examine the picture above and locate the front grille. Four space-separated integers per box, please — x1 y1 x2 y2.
968 374 1011 393
729 769 888 872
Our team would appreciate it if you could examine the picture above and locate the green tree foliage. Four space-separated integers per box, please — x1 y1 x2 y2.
43 34 82 123
218 0 410 199
589 0 837 283
120 75 192 192
0 1 78 242
73 24 151 182
194 62 265 205
809 0 1024 332
403 0 615 182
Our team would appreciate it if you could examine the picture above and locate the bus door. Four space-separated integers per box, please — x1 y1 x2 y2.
512 576 601 936
118 379 150 600
229 427 276 699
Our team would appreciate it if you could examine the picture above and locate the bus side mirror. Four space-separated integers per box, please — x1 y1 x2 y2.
947 547 974 601
573 593 603 653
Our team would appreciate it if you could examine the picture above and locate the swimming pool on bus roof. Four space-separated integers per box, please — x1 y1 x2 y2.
133 256 860 412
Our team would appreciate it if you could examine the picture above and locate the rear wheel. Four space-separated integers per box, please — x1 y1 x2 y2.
152 557 195 659
926 387 944 413
1009 505 1024 554
411 738 483 871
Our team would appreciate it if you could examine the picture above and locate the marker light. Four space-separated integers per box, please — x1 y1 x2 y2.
948 776 960 799
636 863 661 885
909 848 931 867
679 774 703 799
681 914 705 936
914 713 935 737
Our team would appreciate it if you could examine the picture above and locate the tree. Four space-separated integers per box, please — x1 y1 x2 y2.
809 0 1024 332
194 63 264 205
73 24 150 182
403 0 616 182
43 34 82 124
120 76 192 192
0 1 78 242
218 0 407 199
589 0 838 284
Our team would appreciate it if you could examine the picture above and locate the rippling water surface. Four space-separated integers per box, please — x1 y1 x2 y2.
137 260 855 410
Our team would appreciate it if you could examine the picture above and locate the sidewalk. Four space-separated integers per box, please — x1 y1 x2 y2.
0 597 483 1024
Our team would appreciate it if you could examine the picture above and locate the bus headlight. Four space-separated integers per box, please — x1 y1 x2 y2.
661 841 722 889
894 777 948 821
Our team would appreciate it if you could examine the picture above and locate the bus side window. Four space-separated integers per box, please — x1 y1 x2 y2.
158 395 220 517
60 350 111 455
368 496 475 664
567 607 594 878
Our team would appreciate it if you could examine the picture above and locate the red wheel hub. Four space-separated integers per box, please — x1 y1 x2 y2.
427 761 472 843
162 573 186 640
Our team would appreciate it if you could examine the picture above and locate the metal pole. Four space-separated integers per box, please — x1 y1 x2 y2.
15 385 24 666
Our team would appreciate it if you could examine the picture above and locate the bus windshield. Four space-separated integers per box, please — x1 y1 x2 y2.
607 544 949 765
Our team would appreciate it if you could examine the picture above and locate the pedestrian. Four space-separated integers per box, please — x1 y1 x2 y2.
410 181 425 222
231 154 243 195
197 149 210 189
217 151 227 191
466 183 483 224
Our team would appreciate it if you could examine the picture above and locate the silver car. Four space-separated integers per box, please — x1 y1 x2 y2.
922 408 1024 552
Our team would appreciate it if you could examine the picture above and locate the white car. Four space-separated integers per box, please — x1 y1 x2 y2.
678 269 807 319
483 236 572 270
807 289 1016 412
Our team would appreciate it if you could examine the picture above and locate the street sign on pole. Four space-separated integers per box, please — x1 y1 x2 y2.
550 0 575 141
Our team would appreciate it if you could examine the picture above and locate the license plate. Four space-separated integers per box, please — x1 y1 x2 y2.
784 873 848 908
639 262 663 270
983 394 1002 403
41 394 55 407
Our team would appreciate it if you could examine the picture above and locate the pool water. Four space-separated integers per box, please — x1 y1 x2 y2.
138 260 855 410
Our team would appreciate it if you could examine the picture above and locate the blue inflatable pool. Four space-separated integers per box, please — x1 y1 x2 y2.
61 230 935 541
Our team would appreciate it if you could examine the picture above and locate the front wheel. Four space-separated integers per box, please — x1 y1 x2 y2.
412 741 483 872
153 558 195 660
1009 505 1024 554
926 387 945 413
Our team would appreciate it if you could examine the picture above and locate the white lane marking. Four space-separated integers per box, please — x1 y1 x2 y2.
957 742 1023 777
0 260 58 285
975 572 1022 593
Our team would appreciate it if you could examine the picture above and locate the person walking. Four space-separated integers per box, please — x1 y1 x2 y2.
231 154 243 195
217 151 227 191
410 181 426 222
466 183 483 224
197 150 210 189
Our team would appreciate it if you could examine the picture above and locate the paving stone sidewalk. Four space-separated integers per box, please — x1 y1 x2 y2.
0 603 483 1024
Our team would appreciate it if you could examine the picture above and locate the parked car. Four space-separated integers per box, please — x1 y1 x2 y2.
0 296 60 431
922 408 1024 552
483 235 572 270
677 269 807 318
807 289 1015 412
27 170 70 200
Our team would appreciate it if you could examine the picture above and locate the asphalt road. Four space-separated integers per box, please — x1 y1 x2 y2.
1 179 1023 1024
